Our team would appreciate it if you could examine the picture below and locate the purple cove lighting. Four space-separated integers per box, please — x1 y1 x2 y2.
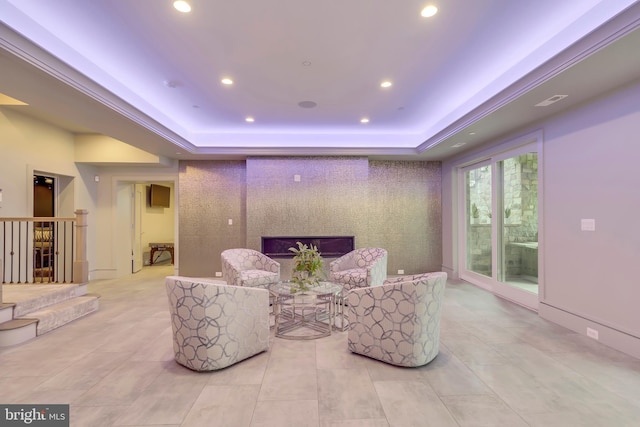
2 0 637 149
188 129 423 148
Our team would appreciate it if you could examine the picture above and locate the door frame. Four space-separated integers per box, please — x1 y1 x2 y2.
455 131 543 311
132 186 143 273
111 174 178 278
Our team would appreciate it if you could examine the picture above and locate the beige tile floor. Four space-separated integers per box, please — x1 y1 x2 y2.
2 265 640 426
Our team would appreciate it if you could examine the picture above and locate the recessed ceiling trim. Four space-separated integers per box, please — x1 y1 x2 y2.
416 7 640 153
0 23 196 153
0 92 28 105
190 145 421 157
2 2 639 160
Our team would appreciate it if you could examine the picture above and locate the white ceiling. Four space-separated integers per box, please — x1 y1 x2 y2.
1 0 640 161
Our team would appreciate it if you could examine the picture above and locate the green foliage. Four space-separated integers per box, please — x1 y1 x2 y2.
288 241 325 293
471 203 480 219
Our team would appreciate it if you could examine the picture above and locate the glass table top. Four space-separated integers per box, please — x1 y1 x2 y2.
269 280 342 297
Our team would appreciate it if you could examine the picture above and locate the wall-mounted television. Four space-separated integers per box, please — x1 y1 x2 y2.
149 184 171 208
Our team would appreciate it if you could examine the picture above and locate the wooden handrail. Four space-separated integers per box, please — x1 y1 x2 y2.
0 217 76 222
0 210 88 285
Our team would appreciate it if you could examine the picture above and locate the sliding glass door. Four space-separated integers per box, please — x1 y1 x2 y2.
464 162 492 278
498 153 539 293
459 143 540 310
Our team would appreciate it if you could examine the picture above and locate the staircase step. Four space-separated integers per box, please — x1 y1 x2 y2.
0 285 98 347
0 318 37 347
0 303 15 323
27 295 99 335
3 284 85 317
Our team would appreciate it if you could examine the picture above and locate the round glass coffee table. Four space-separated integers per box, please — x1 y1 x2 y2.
269 281 343 340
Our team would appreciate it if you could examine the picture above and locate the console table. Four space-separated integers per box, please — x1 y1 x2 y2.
149 242 174 265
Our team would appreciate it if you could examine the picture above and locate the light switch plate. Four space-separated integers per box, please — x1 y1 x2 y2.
581 219 595 231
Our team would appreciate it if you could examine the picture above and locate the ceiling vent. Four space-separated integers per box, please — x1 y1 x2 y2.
535 94 568 107
298 101 317 109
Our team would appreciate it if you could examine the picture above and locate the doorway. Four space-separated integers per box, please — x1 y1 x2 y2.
114 180 176 277
33 175 55 282
458 141 540 310
33 175 55 217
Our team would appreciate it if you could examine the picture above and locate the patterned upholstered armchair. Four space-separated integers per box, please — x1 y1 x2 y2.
221 248 280 288
347 272 447 367
329 248 387 291
165 276 270 371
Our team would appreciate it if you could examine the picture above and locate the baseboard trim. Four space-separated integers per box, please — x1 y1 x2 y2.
539 302 640 359
89 269 117 280
441 265 457 280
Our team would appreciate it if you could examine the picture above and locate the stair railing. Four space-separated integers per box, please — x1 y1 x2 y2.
0 209 88 284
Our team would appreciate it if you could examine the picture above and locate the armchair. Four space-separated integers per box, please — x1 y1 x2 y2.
165 276 270 371
347 272 447 367
329 248 387 291
221 248 280 288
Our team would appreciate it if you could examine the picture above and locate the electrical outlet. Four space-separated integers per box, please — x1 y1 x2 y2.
587 327 599 340
215 272 222 277
398 269 404 275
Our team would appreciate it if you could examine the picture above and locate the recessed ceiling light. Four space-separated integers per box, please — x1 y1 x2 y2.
173 1 191 13
452 142 466 148
245 117 255 122
360 118 370 124
221 78 233 85
469 131 476 135
421 5 438 18
380 81 392 88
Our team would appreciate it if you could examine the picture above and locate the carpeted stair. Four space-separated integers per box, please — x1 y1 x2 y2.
0 283 99 347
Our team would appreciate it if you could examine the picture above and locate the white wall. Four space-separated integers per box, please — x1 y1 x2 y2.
442 79 640 357
540 80 640 356
0 107 179 280
0 108 98 270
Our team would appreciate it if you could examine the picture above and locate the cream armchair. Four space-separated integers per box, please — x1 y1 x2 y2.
329 248 387 291
221 248 280 288
165 276 270 371
347 272 447 367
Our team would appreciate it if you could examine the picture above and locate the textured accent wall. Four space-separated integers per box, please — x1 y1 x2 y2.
246 157 370 278
368 161 442 273
178 157 442 277
178 161 246 277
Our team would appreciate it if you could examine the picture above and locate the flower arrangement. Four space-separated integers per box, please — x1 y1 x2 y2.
288 241 325 293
